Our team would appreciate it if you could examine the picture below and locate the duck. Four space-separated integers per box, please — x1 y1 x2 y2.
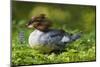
27 14 82 53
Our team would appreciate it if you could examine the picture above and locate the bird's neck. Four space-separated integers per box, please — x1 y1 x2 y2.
36 29 50 33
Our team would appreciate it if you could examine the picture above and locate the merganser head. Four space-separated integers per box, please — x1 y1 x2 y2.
27 14 52 32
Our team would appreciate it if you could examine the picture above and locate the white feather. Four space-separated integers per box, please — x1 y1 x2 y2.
29 30 44 47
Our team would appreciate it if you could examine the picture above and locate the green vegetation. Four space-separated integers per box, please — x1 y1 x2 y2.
12 31 96 65
12 1 96 66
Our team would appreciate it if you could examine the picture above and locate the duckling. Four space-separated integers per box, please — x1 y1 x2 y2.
27 14 82 53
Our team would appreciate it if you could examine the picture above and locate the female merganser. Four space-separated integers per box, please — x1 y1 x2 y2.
27 14 82 53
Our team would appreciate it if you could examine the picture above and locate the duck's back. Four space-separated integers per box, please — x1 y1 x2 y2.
39 29 70 45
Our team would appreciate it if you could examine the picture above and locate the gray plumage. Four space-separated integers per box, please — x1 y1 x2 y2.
38 29 82 50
